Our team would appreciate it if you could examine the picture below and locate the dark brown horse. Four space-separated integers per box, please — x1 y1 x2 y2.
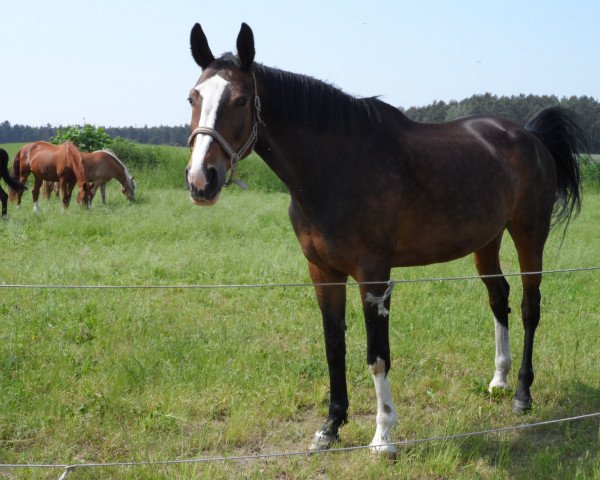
185 23 584 455
0 148 26 218
10 141 93 211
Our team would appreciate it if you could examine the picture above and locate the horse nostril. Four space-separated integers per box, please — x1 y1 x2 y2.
205 166 216 184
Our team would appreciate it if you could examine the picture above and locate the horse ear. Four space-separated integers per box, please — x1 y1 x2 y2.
190 23 215 69
236 23 255 70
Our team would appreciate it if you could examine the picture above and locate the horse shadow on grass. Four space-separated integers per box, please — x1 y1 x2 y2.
454 380 600 478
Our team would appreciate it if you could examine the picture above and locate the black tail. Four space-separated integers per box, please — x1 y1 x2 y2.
0 148 26 191
525 107 585 228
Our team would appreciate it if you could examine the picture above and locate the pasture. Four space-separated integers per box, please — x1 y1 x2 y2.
1 142 600 479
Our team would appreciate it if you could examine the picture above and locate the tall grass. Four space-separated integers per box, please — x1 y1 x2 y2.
0 143 599 479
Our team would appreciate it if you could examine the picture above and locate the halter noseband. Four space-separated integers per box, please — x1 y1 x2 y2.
187 74 263 190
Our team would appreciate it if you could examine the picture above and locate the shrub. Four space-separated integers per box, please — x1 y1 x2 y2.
580 154 600 188
50 124 113 152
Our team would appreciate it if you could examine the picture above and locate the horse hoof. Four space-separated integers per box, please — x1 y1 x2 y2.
488 379 510 393
512 397 532 413
309 430 338 451
370 443 398 460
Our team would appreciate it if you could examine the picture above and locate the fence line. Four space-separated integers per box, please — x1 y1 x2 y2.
1 265 600 291
1 411 599 479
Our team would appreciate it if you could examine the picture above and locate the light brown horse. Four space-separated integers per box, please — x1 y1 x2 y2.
81 150 136 204
10 141 93 211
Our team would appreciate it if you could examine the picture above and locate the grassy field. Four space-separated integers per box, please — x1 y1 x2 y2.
1 143 600 479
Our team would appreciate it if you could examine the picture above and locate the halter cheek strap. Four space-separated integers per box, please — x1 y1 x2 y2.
188 76 263 190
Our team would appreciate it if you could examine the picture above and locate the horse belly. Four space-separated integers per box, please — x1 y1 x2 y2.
391 196 511 267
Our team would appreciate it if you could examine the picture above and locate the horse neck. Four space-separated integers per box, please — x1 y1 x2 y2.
101 151 130 187
64 143 87 185
253 65 402 203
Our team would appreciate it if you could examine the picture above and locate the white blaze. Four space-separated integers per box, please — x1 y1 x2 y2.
188 74 230 179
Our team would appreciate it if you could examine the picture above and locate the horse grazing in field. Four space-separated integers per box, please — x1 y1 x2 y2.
0 148 26 218
185 23 585 455
80 150 136 205
10 141 93 211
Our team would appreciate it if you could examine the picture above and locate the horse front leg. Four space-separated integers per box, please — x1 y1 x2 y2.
358 266 398 457
32 176 43 213
307 261 349 451
61 180 75 209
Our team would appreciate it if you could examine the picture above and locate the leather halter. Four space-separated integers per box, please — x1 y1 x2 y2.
187 74 262 190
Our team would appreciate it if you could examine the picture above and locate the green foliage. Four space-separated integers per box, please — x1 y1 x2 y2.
50 124 114 152
580 154 600 188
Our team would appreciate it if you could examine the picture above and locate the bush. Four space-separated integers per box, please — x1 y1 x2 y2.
50 124 113 152
580 154 600 188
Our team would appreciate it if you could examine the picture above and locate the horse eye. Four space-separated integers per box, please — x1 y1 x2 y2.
236 97 248 107
187 97 193 106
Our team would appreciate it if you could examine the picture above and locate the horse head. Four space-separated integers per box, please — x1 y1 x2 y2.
77 182 94 208
185 23 257 206
122 176 136 203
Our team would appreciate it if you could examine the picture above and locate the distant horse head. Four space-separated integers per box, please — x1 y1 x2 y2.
185 23 258 205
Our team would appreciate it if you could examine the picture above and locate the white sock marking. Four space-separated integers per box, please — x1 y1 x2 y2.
489 316 511 391
369 357 398 455
33 201 39 213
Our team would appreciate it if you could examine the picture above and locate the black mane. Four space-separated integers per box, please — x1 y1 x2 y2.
216 53 405 133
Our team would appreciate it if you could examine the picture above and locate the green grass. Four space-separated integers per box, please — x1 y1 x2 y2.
1 143 600 479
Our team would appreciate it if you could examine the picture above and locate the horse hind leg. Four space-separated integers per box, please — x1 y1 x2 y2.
474 234 512 393
508 224 547 413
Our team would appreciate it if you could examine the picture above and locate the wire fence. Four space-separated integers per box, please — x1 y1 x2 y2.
1 265 599 291
1 265 599 478
1 411 599 479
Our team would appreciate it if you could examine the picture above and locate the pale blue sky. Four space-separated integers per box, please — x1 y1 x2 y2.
1 0 598 127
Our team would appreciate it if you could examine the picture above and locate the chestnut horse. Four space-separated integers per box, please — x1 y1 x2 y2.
43 150 136 205
80 150 136 205
0 148 26 218
10 141 93 211
185 23 584 455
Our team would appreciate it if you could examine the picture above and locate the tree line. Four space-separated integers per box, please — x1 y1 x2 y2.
403 93 600 152
2 93 599 151
0 122 190 147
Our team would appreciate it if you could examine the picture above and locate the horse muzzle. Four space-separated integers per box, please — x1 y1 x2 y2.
186 164 225 206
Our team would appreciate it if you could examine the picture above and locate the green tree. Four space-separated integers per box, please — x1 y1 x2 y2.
50 124 113 152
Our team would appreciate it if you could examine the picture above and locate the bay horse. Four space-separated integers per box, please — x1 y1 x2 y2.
80 150 136 205
185 23 584 455
0 148 26 218
10 141 93 211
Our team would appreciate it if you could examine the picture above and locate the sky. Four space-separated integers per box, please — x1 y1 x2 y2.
1 0 598 127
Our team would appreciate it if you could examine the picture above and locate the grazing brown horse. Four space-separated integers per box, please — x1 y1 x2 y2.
10 141 93 211
80 150 136 205
0 148 26 218
185 23 584 455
